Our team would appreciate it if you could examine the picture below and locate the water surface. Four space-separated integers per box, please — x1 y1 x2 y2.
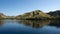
0 19 60 34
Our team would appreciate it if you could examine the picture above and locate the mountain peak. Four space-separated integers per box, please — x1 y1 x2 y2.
16 10 51 19
32 10 42 12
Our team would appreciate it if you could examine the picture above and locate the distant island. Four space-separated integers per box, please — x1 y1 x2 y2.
0 10 60 20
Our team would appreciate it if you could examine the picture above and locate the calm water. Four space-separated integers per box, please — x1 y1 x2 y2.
0 19 60 34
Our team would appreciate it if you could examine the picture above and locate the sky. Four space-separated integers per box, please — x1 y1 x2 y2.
0 0 60 16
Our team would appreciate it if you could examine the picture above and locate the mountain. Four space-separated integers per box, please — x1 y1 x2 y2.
47 10 60 16
0 13 6 19
16 10 51 20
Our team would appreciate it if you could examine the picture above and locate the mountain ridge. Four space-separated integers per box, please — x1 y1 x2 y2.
16 10 51 20
0 10 60 20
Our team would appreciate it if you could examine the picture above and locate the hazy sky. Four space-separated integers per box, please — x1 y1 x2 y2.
0 0 60 16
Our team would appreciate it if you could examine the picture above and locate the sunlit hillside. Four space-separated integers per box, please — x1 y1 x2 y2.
0 13 7 19
16 10 51 20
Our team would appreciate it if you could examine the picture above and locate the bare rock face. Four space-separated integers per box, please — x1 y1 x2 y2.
0 13 6 19
16 10 51 19
47 10 60 16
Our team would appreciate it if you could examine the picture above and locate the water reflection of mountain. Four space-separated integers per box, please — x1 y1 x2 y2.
0 19 60 28
49 20 60 28
0 20 5 26
17 20 51 28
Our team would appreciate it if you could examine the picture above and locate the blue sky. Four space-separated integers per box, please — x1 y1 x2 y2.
0 0 60 16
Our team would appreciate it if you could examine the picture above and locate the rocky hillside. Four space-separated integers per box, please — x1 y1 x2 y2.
16 10 51 19
47 10 60 16
0 13 6 19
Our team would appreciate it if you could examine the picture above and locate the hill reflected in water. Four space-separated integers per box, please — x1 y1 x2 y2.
0 20 6 26
17 20 60 28
0 19 60 34
0 20 60 28
49 20 60 28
